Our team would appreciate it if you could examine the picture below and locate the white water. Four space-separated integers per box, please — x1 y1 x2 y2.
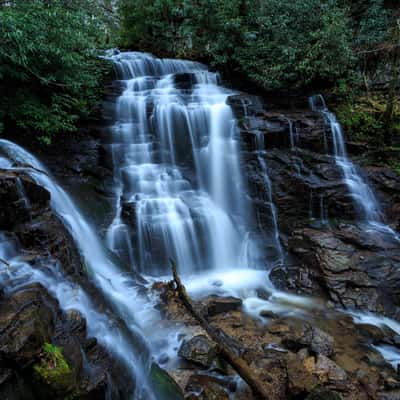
0 233 150 396
106 51 262 275
309 95 383 223
0 139 158 399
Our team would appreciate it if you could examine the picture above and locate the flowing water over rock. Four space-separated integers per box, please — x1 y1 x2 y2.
0 139 158 399
309 95 399 238
106 51 262 276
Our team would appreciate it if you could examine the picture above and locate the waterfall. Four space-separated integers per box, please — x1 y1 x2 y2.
106 51 259 275
309 95 383 224
0 139 157 400
0 233 141 396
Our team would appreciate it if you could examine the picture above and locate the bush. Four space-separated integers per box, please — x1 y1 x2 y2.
0 0 113 143
118 0 355 89
334 93 400 145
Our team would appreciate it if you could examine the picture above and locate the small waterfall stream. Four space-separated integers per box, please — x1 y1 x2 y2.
309 95 382 223
309 95 399 237
0 139 158 400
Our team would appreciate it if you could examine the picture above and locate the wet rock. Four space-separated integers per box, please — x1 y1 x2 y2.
185 374 232 400
259 310 277 319
284 225 400 318
287 352 319 396
203 296 242 316
314 354 347 383
0 172 50 230
268 323 290 335
310 327 334 357
178 335 217 368
281 322 334 356
65 309 86 337
367 166 400 229
0 283 57 368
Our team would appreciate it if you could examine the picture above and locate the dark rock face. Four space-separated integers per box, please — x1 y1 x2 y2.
0 170 131 399
0 283 56 369
367 166 400 230
233 93 400 319
0 171 50 231
280 224 400 318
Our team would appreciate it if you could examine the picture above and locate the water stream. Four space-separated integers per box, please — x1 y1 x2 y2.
309 95 399 238
106 51 264 277
0 139 158 399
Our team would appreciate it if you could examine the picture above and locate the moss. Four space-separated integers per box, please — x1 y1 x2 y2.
33 343 74 389
149 362 184 400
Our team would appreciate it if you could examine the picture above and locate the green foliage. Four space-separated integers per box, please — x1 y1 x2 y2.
33 343 73 388
356 0 388 48
0 0 113 143
118 0 354 89
237 0 354 88
334 93 400 145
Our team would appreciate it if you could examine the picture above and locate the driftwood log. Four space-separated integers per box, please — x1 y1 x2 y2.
171 261 270 400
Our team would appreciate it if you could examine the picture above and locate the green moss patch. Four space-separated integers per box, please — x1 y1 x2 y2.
33 343 74 389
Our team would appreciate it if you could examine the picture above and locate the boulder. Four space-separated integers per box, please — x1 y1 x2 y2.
314 354 347 383
284 225 400 318
287 352 319 396
178 335 217 368
0 283 57 368
185 374 232 400
281 322 334 356
203 296 242 316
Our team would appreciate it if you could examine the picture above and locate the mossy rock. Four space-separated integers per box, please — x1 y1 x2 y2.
149 362 184 400
32 343 76 393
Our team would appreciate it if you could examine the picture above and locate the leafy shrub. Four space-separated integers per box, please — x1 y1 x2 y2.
335 94 400 144
118 0 355 89
0 0 113 143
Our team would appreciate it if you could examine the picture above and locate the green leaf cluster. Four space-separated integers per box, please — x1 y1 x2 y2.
118 0 355 89
0 0 113 143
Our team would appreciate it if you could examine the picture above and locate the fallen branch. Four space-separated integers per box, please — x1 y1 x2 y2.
170 260 270 400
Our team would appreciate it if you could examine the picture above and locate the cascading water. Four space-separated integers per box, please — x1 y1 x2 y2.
0 232 139 397
309 95 382 224
0 139 158 400
106 51 261 275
